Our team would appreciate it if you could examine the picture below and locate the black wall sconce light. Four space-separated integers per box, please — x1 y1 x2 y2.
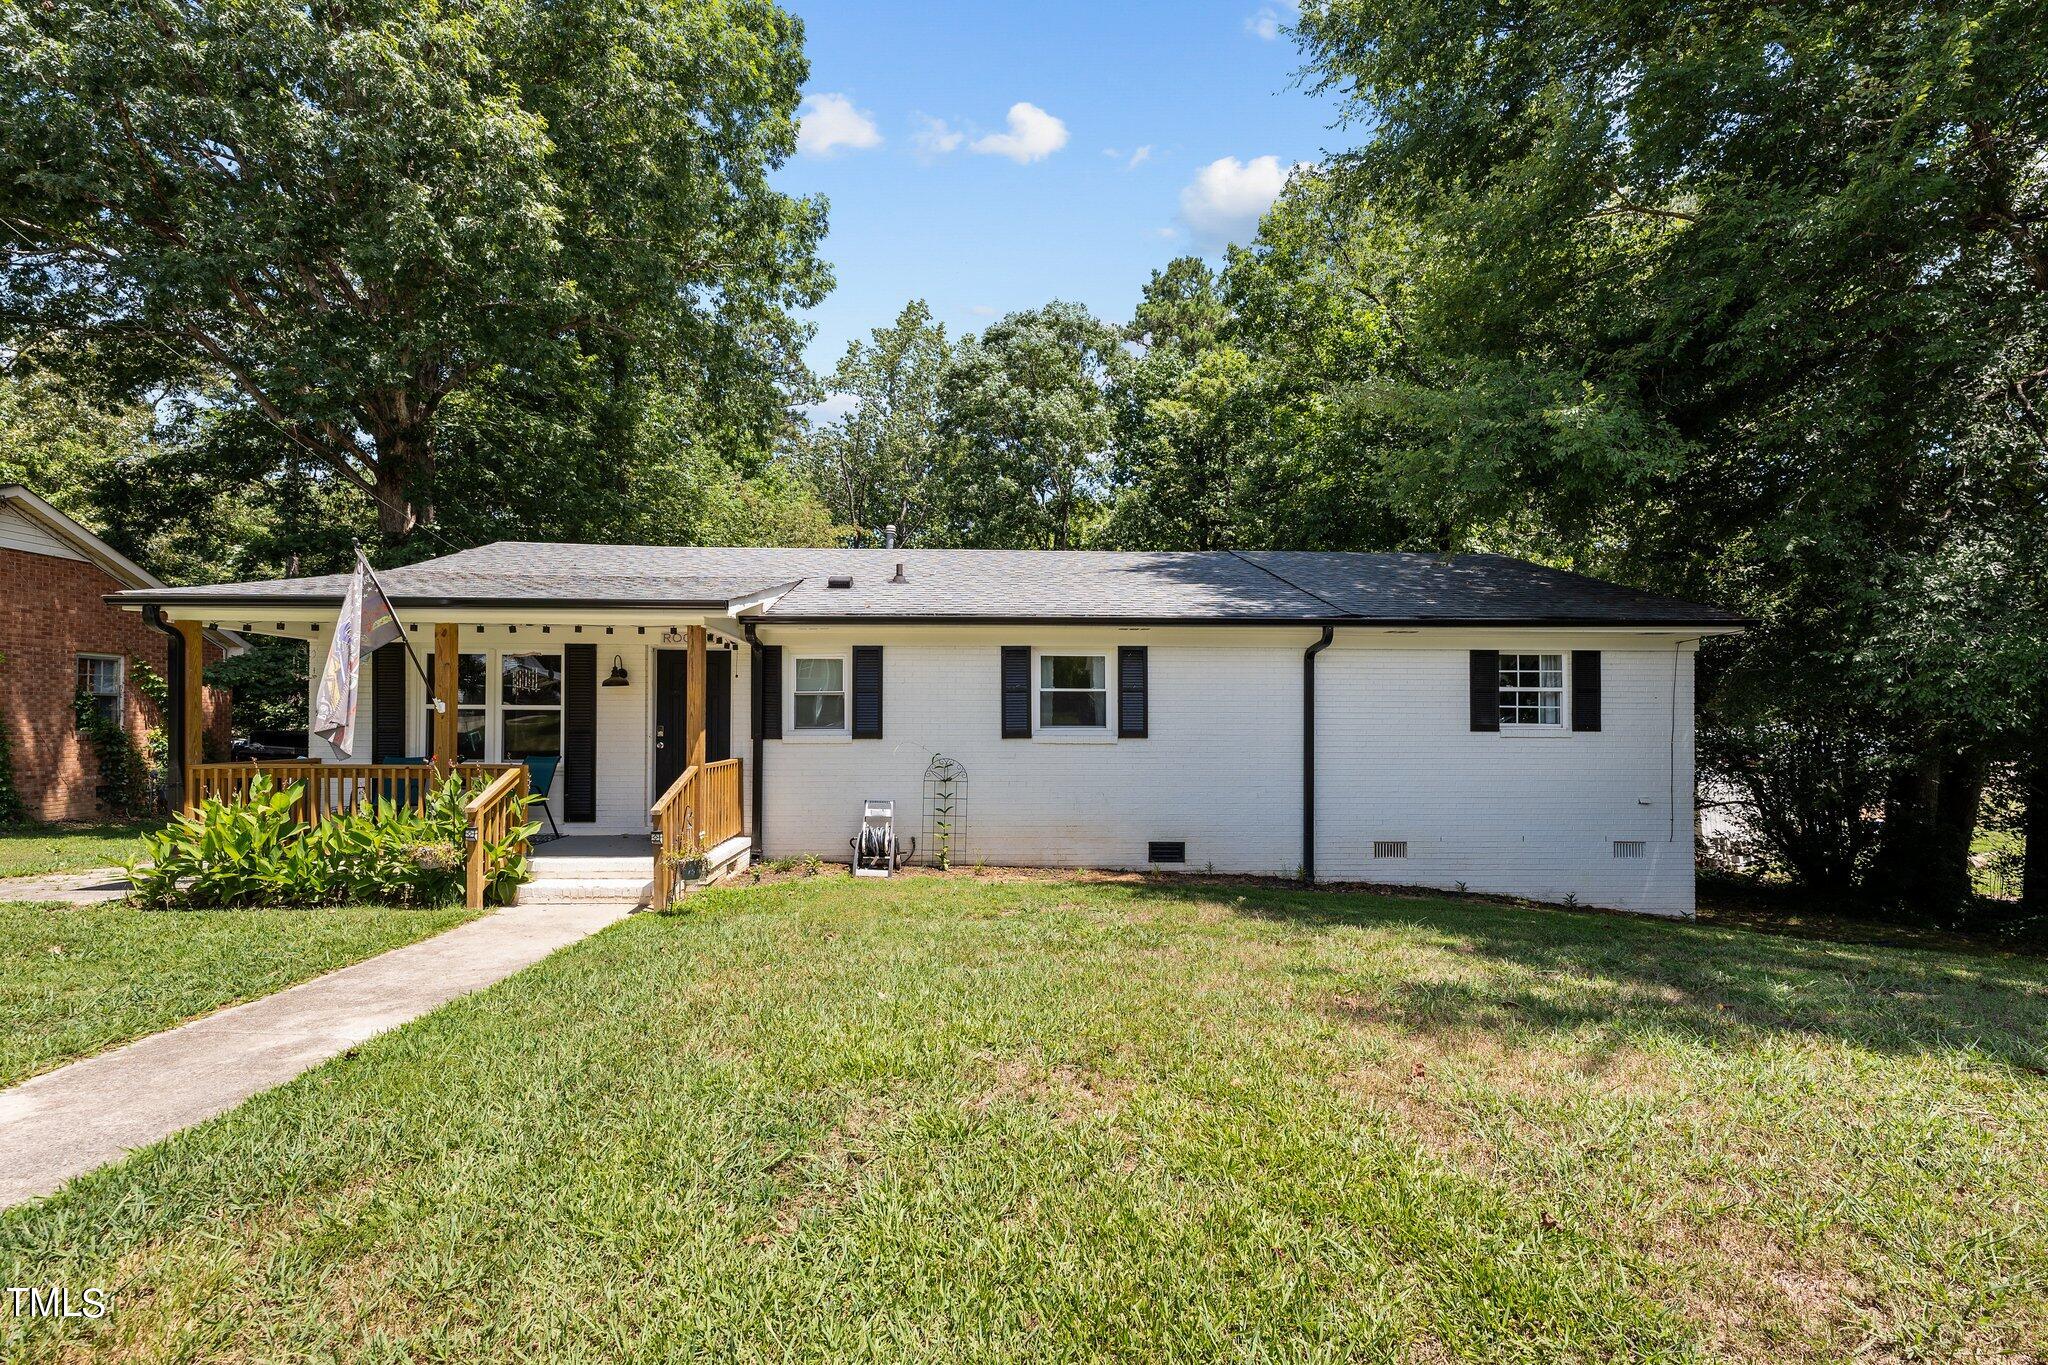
601 655 631 687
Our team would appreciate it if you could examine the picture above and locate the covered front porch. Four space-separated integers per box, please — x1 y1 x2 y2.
153 607 753 908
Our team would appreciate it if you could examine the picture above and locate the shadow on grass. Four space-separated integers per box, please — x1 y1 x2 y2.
1100 879 2048 1074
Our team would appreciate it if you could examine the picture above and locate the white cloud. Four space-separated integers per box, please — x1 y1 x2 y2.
1126 145 1153 170
1178 154 1303 242
1245 4 1294 40
797 93 882 157
804 392 860 425
1152 225 1182 240
913 115 964 158
969 102 1069 163
969 304 999 317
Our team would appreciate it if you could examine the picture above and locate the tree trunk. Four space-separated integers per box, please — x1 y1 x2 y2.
369 428 434 541
1871 746 1989 921
1871 754 1938 907
1927 747 1990 918
2025 706 2047 917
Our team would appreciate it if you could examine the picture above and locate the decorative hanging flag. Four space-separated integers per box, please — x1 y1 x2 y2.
311 551 404 756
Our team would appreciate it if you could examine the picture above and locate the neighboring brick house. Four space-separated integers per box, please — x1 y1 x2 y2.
0 485 238 822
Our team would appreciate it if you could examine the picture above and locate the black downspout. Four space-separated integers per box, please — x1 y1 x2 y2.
743 622 765 858
1302 625 1334 883
143 605 186 805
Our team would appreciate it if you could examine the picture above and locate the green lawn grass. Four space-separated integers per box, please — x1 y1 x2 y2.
4 876 2045 1362
0 903 480 1087
0 822 161 879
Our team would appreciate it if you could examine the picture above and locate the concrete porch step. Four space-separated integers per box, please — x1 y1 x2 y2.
518 876 655 906
524 857 654 879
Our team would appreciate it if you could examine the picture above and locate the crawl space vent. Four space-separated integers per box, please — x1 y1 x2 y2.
1613 840 1646 859
1372 841 1408 859
1147 840 1186 864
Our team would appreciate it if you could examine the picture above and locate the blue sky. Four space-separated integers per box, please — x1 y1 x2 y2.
773 0 1346 395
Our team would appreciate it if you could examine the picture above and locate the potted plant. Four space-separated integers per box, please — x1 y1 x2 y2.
669 832 709 884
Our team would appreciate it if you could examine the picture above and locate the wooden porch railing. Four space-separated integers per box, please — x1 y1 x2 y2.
185 762 522 823
650 757 744 908
184 761 530 910
463 764 532 910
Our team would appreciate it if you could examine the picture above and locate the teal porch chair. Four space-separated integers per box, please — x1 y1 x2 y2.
523 755 561 839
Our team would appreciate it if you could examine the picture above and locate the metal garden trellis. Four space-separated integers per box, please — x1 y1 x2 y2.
921 753 967 869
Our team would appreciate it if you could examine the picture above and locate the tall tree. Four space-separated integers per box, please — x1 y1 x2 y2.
796 299 952 546
1106 260 1261 550
1 0 827 540
1292 0 2048 919
936 302 1124 550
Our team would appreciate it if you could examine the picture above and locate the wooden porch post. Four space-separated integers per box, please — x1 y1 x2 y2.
173 619 206 807
432 623 460 773
685 625 707 773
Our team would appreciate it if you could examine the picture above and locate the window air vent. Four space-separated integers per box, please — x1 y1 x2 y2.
1372 840 1408 859
826 576 853 589
1613 840 1646 859
1147 840 1186 864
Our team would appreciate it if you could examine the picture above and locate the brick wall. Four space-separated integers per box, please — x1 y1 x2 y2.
0 546 230 822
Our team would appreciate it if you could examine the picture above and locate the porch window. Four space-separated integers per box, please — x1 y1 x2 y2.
793 656 846 731
76 654 124 728
1498 653 1565 728
500 652 563 760
1038 654 1107 728
424 652 488 761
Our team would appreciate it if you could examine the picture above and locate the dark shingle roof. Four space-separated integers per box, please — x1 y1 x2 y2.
111 543 1744 626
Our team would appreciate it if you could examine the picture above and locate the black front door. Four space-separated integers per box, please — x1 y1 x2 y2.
653 648 732 795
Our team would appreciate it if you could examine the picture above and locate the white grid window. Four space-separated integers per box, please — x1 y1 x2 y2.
1039 654 1108 729
76 654 123 727
500 653 562 760
1498 654 1564 727
425 652 488 761
793 657 846 731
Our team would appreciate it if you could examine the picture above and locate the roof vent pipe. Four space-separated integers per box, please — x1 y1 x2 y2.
890 562 907 584
883 523 897 549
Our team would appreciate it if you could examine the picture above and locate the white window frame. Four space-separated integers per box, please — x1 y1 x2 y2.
498 650 565 762
76 654 125 727
1034 650 1115 744
1497 652 1567 733
786 651 850 742
422 649 490 761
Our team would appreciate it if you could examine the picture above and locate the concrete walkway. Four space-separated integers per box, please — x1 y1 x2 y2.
0 900 632 1210
0 867 131 905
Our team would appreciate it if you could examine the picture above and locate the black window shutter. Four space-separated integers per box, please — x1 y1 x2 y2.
707 650 732 762
851 646 883 738
1117 645 1149 738
1571 650 1602 732
563 644 596 822
370 643 407 761
1469 650 1500 732
1001 646 1031 738
759 646 783 740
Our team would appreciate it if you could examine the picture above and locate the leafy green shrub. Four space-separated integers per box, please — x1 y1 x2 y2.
129 774 539 911
74 687 154 818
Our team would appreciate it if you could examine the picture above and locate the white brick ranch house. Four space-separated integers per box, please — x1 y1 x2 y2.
113 545 1744 916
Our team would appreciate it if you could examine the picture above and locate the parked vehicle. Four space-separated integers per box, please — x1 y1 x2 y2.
232 729 309 761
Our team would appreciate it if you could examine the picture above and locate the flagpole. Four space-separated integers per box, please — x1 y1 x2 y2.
354 542 439 702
